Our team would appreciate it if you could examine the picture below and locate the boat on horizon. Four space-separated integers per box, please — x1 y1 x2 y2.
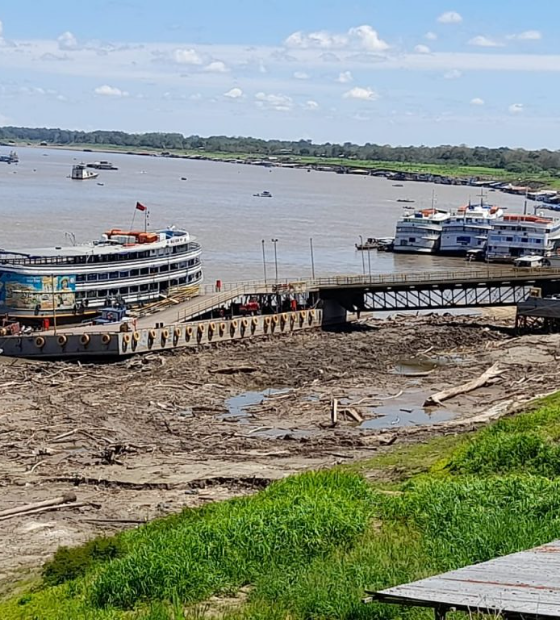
86 160 119 171
0 224 203 321
253 190 273 198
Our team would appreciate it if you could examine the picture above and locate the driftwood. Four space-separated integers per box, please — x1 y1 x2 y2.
0 492 77 520
424 363 504 407
330 398 338 426
209 366 258 375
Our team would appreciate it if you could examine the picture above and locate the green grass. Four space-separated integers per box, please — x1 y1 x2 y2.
5 394 560 619
19 141 560 189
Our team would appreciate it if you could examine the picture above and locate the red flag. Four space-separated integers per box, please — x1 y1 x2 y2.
136 202 147 212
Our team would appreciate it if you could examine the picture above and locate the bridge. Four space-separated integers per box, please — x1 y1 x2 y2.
3 267 560 359
161 267 560 325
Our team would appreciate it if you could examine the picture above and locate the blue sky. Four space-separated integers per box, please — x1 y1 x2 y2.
0 1 559 148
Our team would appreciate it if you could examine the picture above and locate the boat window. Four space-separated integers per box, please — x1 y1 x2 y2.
97 290 107 297
150 266 158 274
119 287 128 295
109 271 119 279
140 267 149 275
130 285 138 292
76 274 86 283
98 273 109 280
87 273 98 281
130 269 139 276
161 264 169 272
140 284 149 291
119 271 128 278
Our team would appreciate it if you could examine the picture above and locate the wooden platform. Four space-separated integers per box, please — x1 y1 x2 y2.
367 540 560 619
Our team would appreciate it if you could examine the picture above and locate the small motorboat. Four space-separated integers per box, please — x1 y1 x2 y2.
253 190 273 198
355 237 394 251
397 198 415 203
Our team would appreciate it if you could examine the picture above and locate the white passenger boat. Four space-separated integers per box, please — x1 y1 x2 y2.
486 214 560 262
0 226 202 321
393 208 450 254
440 202 503 255
71 164 99 180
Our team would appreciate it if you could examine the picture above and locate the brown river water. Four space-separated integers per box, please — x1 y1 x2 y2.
0 147 537 283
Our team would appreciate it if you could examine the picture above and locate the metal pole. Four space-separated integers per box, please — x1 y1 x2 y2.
310 237 315 280
367 247 371 279
271 238 279 283
261 239 268 284
359 235 365 275
51 274 58 335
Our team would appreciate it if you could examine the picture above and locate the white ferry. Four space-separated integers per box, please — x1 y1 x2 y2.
393 208 450 254
0 226 202 321
71 164 98 180
440 202 503 255
486 214 560 262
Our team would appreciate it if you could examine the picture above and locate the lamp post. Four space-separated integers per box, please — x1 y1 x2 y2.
271 238 279 284
358 235 366 276
367 246 372 278
261 239 267 285
309 237 316 280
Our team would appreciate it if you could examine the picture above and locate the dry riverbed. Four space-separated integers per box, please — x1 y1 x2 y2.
1 312 559 589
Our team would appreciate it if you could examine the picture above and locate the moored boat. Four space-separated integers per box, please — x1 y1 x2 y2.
86 160 118 170
440 201 503 255
393 208 450 254
486 214 560 262
0 224 203 322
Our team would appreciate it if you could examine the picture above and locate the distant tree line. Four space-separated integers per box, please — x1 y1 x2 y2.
1 125 559 174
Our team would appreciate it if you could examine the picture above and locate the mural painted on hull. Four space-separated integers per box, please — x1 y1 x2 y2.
0 273 76 311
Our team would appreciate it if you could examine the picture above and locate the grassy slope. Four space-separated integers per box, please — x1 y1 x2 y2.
17 141 560 189
5 394 560 618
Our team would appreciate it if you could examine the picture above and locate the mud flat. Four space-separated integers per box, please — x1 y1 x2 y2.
1 312 559 588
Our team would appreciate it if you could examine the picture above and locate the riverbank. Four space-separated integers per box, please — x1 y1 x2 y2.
8 140 560 191
1 311 560 616
2 344 560 618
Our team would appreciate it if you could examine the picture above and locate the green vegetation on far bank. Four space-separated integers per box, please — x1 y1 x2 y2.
3 125 560 189
5 394 560 618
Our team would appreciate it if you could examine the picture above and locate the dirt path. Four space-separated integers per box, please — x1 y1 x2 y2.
1 313 558 590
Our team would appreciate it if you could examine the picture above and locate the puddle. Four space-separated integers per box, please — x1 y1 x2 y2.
220 388 290 423
359 390 456 430
392 354 466 376
250 428 314 439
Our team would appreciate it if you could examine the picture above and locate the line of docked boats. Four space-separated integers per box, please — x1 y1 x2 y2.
360 197 560 263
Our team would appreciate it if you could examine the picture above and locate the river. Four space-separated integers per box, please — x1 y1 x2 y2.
0 147 539 283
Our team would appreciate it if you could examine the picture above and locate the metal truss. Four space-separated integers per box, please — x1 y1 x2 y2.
360 283 533 312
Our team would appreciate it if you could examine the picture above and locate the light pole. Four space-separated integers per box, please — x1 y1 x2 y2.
367 247 371 279
50 274 58 335
310 237 315 280
271 238 279 284
358 236 366 276
261 239 268 284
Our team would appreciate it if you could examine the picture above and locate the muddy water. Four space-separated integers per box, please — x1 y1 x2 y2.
0 147 539 283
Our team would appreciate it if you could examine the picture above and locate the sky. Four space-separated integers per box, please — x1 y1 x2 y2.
0 0 559 148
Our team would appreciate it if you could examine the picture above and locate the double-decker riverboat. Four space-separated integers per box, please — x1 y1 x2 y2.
0 226 203 322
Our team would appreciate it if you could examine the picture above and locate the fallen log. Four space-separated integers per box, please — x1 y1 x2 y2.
0 492 77 519
209 366 258 375
331 398 338 426
0 502 91 522
424 363 504 407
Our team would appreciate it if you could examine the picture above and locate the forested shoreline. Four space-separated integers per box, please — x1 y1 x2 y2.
1 125 559 175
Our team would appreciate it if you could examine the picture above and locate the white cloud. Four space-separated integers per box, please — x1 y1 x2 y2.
284 24 389 52
337 70 353 83
0 20 3 39
224 87 243 99
468 35 504 48
437 11 463 24
414 44 431 54
94 84 129 97
343 86 379 101
293 71 310 80
172 48 203 65
204 60 229 73
348 25 390 52
443 69 462 79
255 91 293 111
470 97 485 106
190 93 203 101
509 103 524 114
425 31 438 41
507 30 542 41
304 100 319 110
57 31 78 50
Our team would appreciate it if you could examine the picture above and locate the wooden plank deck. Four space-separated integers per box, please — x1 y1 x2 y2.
371 541 560 619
